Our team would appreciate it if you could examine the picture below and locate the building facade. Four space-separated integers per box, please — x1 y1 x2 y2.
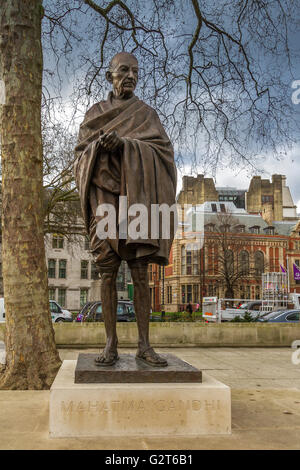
1 173 298 313
45 233 132 311
149 174 300 312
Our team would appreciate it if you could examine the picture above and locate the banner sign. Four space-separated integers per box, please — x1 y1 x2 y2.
293 263 300 281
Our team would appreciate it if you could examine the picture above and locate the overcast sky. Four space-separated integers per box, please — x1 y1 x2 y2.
41 1 300 211
176 22 300 211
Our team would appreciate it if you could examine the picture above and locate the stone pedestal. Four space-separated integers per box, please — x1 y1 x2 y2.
49 359 231 437
75 353 202 383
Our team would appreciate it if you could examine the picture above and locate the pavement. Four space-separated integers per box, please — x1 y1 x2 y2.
0 347 300 450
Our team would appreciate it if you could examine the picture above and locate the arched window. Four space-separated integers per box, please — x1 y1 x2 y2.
239 250 249 275
254 251 264 276
225 249 234 274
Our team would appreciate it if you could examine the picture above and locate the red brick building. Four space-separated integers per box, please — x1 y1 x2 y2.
149 199 300 312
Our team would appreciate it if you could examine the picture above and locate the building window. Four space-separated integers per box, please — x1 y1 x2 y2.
149 264 153 281
240 285 251 299
235 225 245 233
239 250 249 275
158 266 162 280
52 234 64 249
48 287 56 300
81 260 89 279
58 260 67 279
80 288 88 307
250 226 260 234
220 224 230 233
255 285 260 299
187 284 192 303
181 244 199 275
181 285 185 303
220 204 226 213
225 249 234 274
246 286 251 299
186 246 192 275
204 223 215 232
264 227 275 235
58 288 66 307
211 203 217 212
181 246 186 275
208 284 217 297
254 251 264 276
48 259 56 278
240 285 245 299
193 284 199 303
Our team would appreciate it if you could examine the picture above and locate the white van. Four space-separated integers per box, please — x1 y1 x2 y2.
49 300 73 323
289 294 300 309
0 298 72 323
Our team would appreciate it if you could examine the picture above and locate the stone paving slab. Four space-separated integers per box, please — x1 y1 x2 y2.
0 348 300 449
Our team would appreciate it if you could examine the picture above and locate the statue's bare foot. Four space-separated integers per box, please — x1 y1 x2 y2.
136 347 168 368
95 350 119 367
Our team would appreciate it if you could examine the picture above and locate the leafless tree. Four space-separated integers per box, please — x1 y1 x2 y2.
42 119 82 238
204 211 268 299
42 0 300 176
0 0 298 388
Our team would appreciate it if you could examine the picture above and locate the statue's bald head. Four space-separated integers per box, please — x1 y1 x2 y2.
108 52 138 72
106 52 139 100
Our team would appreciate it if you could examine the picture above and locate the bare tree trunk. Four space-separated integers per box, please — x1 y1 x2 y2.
0 0 61 389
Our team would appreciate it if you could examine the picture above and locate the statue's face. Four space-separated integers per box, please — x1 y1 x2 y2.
107 53 138 99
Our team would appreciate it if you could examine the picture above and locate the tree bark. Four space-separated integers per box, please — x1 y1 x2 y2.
0 0 61 389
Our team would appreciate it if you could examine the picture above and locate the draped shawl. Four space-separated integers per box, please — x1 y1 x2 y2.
74 92 177 265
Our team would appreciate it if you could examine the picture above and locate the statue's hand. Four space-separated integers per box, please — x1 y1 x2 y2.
97 130 124 152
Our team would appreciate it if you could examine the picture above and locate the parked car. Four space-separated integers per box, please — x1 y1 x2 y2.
0 298 72 323
257 309 300 323
75 301 97 322
49 300 73 323
79 300 136 322
220 301 263 321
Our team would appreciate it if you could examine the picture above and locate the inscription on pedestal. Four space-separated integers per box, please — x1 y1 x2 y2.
61 398 221 415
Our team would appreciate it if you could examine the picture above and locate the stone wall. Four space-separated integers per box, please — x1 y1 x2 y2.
1 323 298 348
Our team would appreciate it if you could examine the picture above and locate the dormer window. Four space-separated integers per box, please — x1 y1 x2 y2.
205 223 215 232
220 224 230 233
235 225 245 233
250 226 260 234
264 226 275 235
